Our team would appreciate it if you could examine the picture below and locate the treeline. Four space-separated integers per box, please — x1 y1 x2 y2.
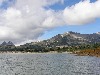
0 43 100 53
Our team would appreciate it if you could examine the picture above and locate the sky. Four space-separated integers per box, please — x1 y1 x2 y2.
0 0 100 45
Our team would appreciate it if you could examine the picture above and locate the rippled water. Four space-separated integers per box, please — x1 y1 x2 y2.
0 53 100 75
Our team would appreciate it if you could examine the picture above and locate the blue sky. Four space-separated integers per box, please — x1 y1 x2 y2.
40 0 100 40
0 0 15 9
40 19 100 39
50 0 96 10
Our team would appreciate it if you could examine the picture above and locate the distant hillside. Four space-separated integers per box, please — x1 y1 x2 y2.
1 31 100 52
1 31 100 48
0 41 15 51
28 31 100 47
0 41 15 46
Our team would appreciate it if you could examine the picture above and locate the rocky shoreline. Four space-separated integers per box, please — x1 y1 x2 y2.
73 49 100 57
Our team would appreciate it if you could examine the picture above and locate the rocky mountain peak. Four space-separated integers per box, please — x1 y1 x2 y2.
0 41 15 46
1 41 7 46
7 41 15 46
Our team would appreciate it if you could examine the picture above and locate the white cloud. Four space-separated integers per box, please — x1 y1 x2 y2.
0 0 3 4
63 0 100 25
0 0 100 45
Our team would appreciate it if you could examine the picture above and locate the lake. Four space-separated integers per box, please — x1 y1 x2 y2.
0 53 100 75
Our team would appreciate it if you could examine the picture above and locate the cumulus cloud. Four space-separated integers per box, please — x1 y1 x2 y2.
63 0 100 25
0 0 100 45
0 0 3 4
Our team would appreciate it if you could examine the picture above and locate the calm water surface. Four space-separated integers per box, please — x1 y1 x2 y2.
0 53 100 75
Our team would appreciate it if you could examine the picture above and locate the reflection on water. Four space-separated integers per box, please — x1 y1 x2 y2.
0 53 100 75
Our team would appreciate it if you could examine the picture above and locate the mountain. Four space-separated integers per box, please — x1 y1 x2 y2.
28 31 100 47
1 31 100 52
1 41 7 46
1 31 100 48
0 41 15 46
7 41 15 46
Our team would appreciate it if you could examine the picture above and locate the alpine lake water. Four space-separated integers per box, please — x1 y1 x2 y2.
0 53 100 75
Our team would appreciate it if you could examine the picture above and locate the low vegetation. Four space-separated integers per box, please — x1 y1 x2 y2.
0 42 100 57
